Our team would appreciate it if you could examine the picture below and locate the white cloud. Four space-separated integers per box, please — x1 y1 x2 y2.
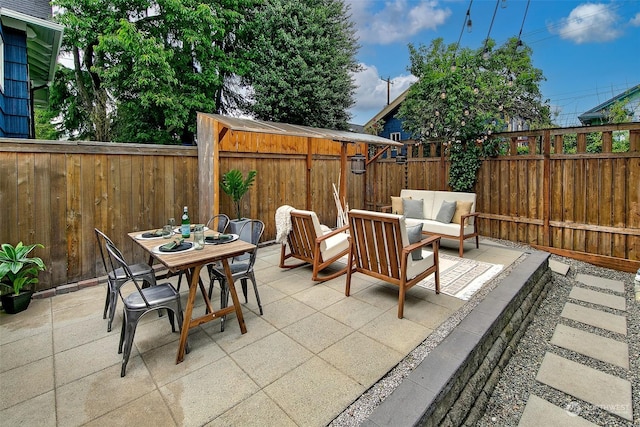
349 63 417 124
346 0 451 45
549 3 622 44
631 12 640 26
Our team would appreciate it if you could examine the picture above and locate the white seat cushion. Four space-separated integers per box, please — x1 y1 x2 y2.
406 250 435 280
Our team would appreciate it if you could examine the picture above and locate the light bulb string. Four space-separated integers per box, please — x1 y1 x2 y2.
483 0 501 55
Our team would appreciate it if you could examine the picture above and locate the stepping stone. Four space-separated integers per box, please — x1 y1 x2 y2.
551 324 629 369
561 302 627 335
549 259 570 276
575 274 625 294
536 352 632 421
519 394 598 427
569 287 626 311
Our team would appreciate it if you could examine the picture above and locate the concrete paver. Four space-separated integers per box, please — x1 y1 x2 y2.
536 352 632 421
575 274 625 293
569 286 626 311
519 394 598 427
550 323 629 369
549 259 570 276
560 302 627 335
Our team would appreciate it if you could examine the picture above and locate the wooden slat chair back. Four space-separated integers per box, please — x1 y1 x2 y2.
279 209 350 281
346 209 441 318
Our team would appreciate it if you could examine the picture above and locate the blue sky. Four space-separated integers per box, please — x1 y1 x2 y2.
346 0 640 127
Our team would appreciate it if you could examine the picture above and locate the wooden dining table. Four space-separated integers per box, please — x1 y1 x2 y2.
128 230 255 363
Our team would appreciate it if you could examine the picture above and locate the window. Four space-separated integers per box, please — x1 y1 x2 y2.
390 132 401 141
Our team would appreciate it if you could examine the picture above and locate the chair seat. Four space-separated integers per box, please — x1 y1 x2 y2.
123 283 179 310
406 250 435 280
321 232 350 260
210 262 249 279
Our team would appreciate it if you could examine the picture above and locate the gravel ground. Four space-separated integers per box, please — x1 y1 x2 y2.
477 253 639 427
330 239 639 426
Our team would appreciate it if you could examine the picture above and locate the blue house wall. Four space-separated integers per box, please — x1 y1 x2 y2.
0 25 30 138
380 116 413 141
0 24 4 137
378 106 412 158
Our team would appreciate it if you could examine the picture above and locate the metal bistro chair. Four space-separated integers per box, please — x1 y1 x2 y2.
105 241 187 377
95 228 157 332
176 214 230 292
208 219 265 331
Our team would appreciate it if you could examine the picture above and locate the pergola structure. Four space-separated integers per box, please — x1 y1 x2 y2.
197 113 403 223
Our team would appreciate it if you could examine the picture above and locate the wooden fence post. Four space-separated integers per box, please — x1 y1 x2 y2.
543 130 551 247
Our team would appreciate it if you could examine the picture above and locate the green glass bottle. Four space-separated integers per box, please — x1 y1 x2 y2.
181 206 191 238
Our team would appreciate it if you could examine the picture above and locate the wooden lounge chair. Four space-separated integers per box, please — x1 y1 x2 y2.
346 209 441 318
279 209 350 281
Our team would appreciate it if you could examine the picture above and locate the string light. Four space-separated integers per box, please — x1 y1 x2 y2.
482 0 501 60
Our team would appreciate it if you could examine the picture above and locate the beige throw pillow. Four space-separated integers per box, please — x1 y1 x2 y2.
452 201 473 225
391 196 410 215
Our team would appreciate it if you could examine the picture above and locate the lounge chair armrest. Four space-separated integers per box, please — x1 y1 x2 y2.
316 224 349 243
380 205 392 213
402 235 440 255
461 212 480 220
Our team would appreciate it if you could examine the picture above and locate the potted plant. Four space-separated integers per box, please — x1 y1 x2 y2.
220 167 257 221
0 242 46 314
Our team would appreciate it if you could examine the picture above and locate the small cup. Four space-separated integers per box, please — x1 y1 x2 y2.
162 225 173 239
193 224 205 250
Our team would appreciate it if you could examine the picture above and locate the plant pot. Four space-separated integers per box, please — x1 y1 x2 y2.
228 218 251 236
1 290 34 314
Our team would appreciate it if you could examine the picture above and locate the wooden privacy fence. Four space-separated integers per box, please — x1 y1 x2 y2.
1 122 638 290
0 139 200 289
367 123 640 272
0 117 369 290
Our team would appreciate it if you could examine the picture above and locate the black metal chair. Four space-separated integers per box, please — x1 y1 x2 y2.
95 228 157 332
105 240 187 377
208 219 265 331
176 214 230 292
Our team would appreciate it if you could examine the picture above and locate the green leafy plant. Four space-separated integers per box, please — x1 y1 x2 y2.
448 143 482 193
220 169 257 220
0 242 46 295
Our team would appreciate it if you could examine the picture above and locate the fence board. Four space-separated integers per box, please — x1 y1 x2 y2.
80 154 96 281
599 158 613 255
34 154 53 284
49 154 67 287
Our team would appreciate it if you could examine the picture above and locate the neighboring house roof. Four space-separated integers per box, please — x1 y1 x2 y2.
363 87 410 130
578 84 640 125
1 7 64 105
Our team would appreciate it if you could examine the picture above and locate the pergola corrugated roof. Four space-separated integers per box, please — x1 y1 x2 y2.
207 114 403 146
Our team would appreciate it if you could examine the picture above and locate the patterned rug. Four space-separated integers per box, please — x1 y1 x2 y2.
417 254 503 300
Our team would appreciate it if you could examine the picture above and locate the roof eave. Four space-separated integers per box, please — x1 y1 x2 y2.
1 8 64 86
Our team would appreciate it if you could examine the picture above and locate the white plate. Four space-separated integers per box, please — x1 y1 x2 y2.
204 234 239 245
135 233 166 240
173 226 209 234
151 242 195 255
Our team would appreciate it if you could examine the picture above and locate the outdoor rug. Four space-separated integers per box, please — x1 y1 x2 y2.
417 254 503 300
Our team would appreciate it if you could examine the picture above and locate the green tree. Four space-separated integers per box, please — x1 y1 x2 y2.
34 108 60 140
241 0 360 129
51 0 257 143
399 38 551 191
